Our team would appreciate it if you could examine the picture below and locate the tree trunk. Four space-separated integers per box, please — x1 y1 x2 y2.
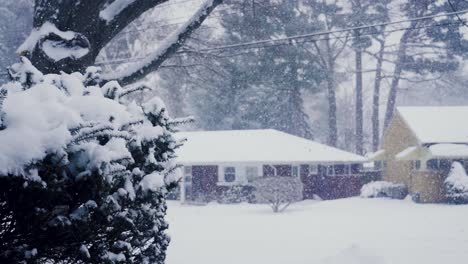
326 74 337 147
371 39 385 151
325 38 337 147
383 25 414 129
24 0 223 85
354 30 364 155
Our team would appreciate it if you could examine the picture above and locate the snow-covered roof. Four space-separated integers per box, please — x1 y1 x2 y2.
395 144 468 160
175 129 366 165
428 144 468 158
395 146 421 160
397 106 468 144
366 149 386 161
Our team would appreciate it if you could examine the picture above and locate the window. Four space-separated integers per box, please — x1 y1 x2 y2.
345 165 352 175
375 161 383 170
292 166 299 177
184 166 192 175
224 167 236 182
184 176 192 183
309 164 318 174
326 165 353 176
427 159 451 171
334 165 346 175
411 160 421 171
246 167 258 182
184 166 192 183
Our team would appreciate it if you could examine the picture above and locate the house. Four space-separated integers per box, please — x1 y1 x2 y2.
175 129 367 202
376 106 468 203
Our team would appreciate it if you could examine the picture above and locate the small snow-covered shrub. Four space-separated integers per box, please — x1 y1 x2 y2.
444 162 468 204
217 185 254 204
0 58 183 263
252 177 303 213
360 181 407 199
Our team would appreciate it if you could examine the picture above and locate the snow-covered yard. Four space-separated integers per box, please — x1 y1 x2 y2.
166 198 468 264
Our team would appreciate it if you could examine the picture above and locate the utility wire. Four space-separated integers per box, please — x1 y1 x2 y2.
2 6 467 72
96 20 464 66
0 19 463 77
181 8 468 53
448 0 468 27
96 10 468 66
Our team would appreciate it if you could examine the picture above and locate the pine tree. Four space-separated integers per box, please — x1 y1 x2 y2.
445 162 468 204
190 0 325 138
0 58 183 263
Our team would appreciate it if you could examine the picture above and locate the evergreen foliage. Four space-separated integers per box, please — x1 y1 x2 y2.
445 162 468 204
189 0 326 138
0 58 181 263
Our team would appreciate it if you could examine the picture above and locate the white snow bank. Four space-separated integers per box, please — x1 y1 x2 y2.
165 198 468 264
321 244 387 264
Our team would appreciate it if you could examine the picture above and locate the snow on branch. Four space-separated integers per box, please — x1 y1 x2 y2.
252 177 303 213
100 0 138 23
18 22 90 62
167 116 195 127
0 57 182 262
102 0 224 85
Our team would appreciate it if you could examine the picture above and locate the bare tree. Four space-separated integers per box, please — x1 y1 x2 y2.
305 0 349 147
252 177 303 213
371 36 386 151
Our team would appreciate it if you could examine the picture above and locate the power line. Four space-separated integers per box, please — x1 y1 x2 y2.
3 6 467 72
0 20 462 77
183 8 468 53
96 20 464 67
102 20 462 66
448 0 468 27
96 9 468 66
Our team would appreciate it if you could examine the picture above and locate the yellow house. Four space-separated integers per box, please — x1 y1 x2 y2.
376 106 468 203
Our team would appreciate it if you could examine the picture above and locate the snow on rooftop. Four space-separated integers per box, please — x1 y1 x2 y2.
397 106 468 144
429 144 468 158
175 129 366 165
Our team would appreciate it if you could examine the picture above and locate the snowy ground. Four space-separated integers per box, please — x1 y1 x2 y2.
166 198 468 264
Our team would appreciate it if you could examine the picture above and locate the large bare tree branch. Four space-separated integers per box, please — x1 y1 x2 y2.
26 0 202 75
102 0 224 85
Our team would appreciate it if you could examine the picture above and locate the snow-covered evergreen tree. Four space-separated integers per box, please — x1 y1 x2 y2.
0 1 223 262
0 58 183 263
444 162 468 204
